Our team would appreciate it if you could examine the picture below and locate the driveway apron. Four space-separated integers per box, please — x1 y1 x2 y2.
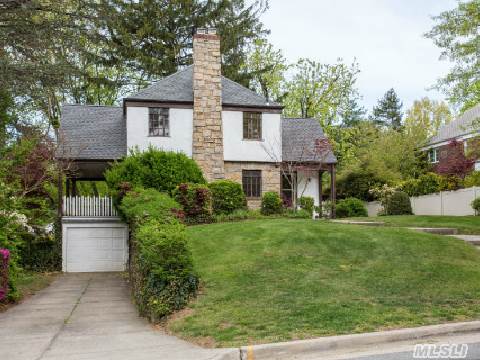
0 273 232 360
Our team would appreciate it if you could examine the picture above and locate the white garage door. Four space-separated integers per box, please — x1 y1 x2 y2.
63 224 128 272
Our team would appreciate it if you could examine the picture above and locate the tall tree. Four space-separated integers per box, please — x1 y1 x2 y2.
372 88 403 129
242 39 287 102
105 0 269 87
283 58 360 128
339 98 367 127
404 97 452 143
426 0 479 112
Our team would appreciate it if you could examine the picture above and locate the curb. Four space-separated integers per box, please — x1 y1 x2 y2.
239 321 480 359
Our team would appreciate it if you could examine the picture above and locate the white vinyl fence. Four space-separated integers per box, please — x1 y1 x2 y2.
366 187 480 217
62 196 119 217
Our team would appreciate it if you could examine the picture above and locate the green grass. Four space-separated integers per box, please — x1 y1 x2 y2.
350 215 480 234
168 219 480 347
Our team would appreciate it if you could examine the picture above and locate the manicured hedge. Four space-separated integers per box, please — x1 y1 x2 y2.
336 197 368 218
208 180 246 215
105 147 205 202
120 188 197 321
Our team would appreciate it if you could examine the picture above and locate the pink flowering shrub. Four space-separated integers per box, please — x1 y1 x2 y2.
0 249 10 302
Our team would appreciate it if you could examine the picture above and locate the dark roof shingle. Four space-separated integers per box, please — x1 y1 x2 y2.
126 66 282 108
427 104 480 145
58 105 126 160
282 118 337 164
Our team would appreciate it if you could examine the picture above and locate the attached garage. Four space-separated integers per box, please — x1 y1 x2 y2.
62 219 128 272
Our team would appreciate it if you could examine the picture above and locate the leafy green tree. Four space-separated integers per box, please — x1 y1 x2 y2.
404 97 452 144
372 88 403 129
242 39 288 102
283 58 360 128
426 0 480 112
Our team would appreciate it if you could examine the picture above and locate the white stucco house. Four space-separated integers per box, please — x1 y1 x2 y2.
57 28 337 272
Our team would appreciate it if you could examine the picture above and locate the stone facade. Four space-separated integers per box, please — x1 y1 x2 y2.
224 161 281 208
192 30 224 181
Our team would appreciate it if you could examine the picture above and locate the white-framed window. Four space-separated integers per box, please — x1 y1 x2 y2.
475 161 480 171
428 148 439 163
149 107 169 137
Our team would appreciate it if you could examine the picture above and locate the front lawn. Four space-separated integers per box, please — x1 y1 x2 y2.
351 215 480 234
168 219 480 347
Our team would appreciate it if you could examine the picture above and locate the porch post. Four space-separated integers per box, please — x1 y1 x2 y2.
72 178 77 197
329 164 336 219
57 166 63 217
318 170 323 217
65 177 70 197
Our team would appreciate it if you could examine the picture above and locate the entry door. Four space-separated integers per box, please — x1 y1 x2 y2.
64 225 128 272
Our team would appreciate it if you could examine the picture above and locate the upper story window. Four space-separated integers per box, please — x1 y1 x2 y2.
149 108 169 137
242 170 261 198
243 112 262 140
428 148 439 163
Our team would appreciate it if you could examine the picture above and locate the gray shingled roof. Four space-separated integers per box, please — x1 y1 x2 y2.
125 66 282 108
58 105 126 160
427 104 480 145
282 118 337 164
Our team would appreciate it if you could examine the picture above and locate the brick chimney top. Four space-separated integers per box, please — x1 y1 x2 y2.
195 27 217 36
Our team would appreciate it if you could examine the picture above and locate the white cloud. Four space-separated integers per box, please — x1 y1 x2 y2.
261 0 457 112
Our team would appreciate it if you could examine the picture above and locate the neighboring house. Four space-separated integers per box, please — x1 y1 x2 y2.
423 104 480 172
57 28 336 272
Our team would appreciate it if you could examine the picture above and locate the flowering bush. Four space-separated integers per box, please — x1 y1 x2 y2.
173 183 213 224
0 249 10 302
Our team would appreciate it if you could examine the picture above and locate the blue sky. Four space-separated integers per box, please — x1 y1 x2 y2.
260 0 458 113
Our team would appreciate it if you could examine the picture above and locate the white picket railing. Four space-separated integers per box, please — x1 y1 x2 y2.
62 196 118 217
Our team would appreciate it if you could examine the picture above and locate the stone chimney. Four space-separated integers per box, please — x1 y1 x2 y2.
192 27 224 181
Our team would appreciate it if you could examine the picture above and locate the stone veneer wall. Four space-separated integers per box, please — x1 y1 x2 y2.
224 161 281 208
192 31 224 181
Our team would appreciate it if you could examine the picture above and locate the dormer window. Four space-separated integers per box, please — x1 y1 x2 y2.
243 112 262 140
149 108 169 137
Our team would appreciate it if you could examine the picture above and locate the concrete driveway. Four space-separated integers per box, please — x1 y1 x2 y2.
0 273 235 360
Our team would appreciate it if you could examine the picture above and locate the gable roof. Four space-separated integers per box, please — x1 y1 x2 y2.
282 118 337 164
427 104 480 146
58 105 126 160
125 66 282 109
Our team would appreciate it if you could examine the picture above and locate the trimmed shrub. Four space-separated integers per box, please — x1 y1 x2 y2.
173 183 213 224
299 196 314 215
384 191 412 215
336 197 368 218
261 192 283 215
121 188 198 321
208 180 246 215
465 171 480 188
105 147 205 202
472 198 480 215
400 173 442 197
131 220 198 321
120 188 183 226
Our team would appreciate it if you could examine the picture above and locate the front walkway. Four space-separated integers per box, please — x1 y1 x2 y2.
0 273 234 360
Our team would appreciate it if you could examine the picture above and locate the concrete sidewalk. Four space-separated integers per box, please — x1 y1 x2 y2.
0 273 235 360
